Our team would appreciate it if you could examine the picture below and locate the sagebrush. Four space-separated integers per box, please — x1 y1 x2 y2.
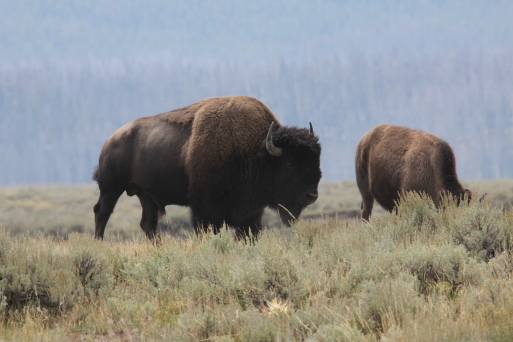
1 191 513 341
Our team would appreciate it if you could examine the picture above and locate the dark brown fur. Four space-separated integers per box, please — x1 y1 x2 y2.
355 124 470 220
93 96 321 240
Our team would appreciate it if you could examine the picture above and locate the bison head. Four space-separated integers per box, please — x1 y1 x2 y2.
264 122 322 225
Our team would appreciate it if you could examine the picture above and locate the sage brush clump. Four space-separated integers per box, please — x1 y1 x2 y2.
1 193 513 341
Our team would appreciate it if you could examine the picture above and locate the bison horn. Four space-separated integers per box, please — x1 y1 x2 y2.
266 122 282 157
478 193 487 203
309 122 314 134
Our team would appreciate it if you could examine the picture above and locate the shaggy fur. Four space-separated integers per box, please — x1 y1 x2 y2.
93 96 321 240
355 124 470 220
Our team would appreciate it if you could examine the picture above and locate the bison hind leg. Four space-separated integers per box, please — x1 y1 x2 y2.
94 188 125 239
359 191 374 221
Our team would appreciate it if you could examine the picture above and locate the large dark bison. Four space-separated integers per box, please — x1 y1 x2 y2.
355 124 471 220
93 96 322 240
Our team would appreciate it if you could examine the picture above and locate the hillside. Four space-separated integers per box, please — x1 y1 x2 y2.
1 50 513 184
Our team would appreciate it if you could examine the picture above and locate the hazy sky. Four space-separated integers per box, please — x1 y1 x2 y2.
1 0 512 63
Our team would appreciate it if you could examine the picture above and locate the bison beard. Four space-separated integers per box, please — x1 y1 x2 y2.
93 96 321 240
355 124 471 220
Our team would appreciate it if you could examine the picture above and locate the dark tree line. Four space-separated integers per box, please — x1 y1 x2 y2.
1 49 512 184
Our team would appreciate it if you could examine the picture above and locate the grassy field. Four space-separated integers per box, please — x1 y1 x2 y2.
0 181 365 239
1 180 512 239
1 180 513 341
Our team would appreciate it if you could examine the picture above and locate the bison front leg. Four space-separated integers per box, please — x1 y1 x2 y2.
191 213 224 235
190 195 227 235
235 210 264 242
190 207 220 235
137 193 161 240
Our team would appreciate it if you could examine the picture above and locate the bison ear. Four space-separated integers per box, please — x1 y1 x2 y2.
266 122 283 157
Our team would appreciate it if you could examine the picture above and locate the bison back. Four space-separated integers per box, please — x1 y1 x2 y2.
356 124 444 210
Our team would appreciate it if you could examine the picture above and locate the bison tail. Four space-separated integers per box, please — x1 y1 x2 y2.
437 141 459 188
92 166 99 182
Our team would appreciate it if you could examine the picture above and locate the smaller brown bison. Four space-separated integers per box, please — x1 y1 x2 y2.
355 124 471 220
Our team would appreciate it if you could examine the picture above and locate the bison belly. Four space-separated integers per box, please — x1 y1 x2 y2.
130 130 190 206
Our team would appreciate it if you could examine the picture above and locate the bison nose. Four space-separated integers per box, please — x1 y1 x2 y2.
305 191 318 204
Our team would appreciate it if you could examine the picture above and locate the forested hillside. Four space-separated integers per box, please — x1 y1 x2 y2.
1 1 512 184
2 50 512 184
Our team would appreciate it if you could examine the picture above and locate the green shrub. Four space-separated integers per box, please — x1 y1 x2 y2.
0 232 113 319
0 234 72 313
350 273 420 335
447 202 513 261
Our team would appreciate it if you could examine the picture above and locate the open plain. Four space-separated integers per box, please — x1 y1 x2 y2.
1 180 513 341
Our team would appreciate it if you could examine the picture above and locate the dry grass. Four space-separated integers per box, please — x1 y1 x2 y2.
0 181 363 239
1 190 513 341
1 180 512 239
